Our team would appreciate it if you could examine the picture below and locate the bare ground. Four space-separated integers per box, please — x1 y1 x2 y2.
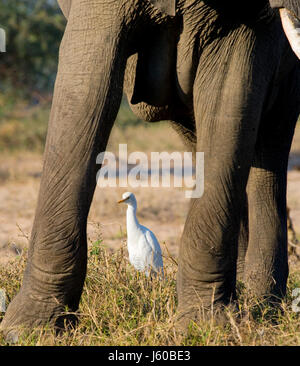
0 123 189 264
1 123 300 266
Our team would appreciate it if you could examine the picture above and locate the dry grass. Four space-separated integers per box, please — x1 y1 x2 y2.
0 241 300 346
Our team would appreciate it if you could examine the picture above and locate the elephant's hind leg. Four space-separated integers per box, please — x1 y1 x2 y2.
244 66 300 300
236 196 249 282
176 24 277 330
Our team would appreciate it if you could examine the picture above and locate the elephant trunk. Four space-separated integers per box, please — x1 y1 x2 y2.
0 1 129 337
280 8 300 59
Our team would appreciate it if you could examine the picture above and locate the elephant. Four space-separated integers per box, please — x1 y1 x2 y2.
1 0 300 337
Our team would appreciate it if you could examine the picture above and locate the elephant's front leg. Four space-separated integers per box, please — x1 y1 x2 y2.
0 1 129 336
176 27 272 327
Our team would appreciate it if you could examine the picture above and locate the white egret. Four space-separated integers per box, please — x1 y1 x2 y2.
118 192 164 278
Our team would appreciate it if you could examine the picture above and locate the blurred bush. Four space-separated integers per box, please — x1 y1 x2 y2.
0 0 65 96
0 0 144 152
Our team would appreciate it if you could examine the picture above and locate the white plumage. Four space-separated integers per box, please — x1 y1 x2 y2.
118 192 164 278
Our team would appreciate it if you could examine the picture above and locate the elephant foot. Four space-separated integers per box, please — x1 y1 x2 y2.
0 288 77 343
244 267 287 304
175 302 239 334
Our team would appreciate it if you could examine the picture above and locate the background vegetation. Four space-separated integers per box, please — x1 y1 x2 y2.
0 0 146 153
0 0 65 95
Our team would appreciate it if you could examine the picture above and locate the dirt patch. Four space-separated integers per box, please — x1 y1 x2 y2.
1 145 300 266
0 153 190 264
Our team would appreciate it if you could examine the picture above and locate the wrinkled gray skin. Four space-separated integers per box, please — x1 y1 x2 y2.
1 0 300 336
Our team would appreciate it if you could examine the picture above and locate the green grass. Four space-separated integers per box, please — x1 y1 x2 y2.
0 96 147 153
0 97 50 152
1 243 300 346
0 95 184 155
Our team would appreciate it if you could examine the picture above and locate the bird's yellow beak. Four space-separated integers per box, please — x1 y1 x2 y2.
118 197 129 204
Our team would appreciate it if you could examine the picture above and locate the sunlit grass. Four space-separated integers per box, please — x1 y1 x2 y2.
1 240 300 346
